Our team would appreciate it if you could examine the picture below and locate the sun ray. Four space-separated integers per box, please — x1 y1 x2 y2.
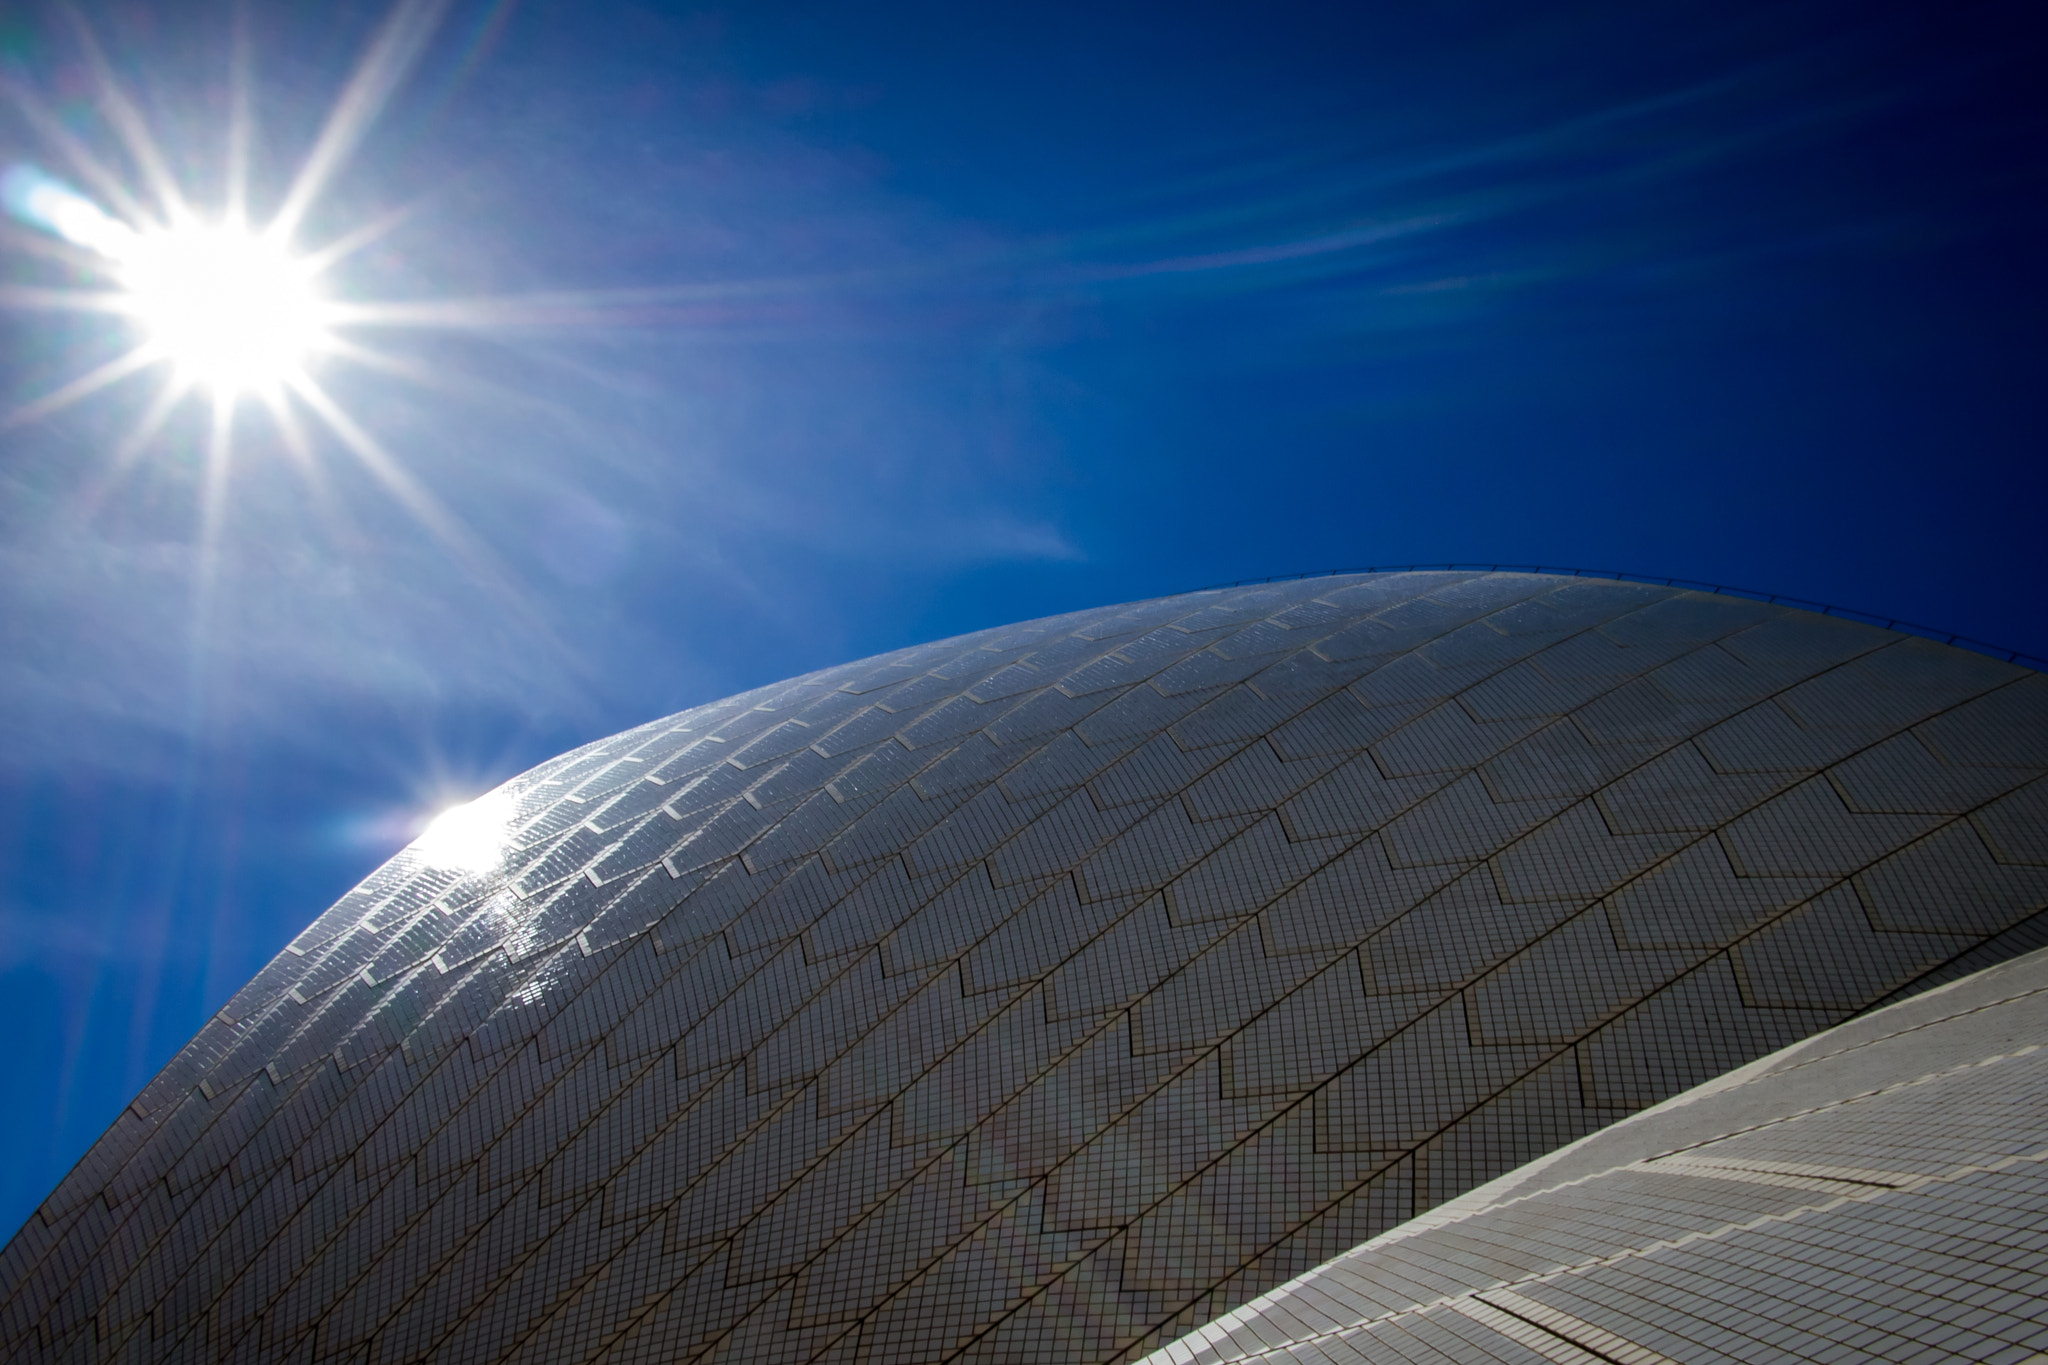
71 375 192 524
298 200 422 274
224 0 253 224
321 287 742 331
0 78 153 225
0 220 118 273
317 333 596 432
286 371 497 574
177 395 238 748
288 372 585 669
0 283 131 313
4 343 160 427
314 257 939 331
259 387 377 556
260 387 316 472
270 0 454 242
60 6 189 224
110 375 191 472
315 333 447 384
196 395 237 569
316 332 517 399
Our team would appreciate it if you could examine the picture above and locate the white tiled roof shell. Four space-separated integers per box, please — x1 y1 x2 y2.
5 571 2046 1365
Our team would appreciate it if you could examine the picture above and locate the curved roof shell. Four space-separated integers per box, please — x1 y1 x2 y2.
1150 942 2048 1365
5 570 2046 1365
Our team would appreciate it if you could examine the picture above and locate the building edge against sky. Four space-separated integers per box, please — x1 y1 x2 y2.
4 570 2046 1364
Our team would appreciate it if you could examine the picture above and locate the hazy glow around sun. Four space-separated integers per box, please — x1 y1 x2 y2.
0 0 624 671
411 790 514 875
118 221 334 395
0 1 599 864
3 163 334 397
0 0 647 456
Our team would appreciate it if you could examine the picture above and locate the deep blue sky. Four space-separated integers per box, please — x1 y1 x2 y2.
1 0 2043 1240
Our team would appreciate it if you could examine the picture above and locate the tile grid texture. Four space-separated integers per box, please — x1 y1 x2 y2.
1145 943 2048 1365
4 571 2047 1365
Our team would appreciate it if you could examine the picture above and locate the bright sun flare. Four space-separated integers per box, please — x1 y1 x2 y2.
0 0 522 571
410 790 513 875
115 221 333 395
0 0 595 698
0 0 629 457
0 1 577 852
0 0 464 431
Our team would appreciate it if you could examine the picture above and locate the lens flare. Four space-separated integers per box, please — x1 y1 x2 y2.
0 2 580 634
4 163 335 397
411 791 513 874
0 163 136 258
116 221 333 394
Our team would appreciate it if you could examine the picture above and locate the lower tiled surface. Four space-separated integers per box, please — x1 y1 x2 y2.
1152 944 2048 1365
5 573 2047 1364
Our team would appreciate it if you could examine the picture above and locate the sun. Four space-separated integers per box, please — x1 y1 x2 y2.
0 2 621 855
3 150 333 399
115 219 334 397
0 0 490 436
0 0 525 556
410 790 515 875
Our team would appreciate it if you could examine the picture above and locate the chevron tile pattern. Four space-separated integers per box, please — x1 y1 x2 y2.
5 571 2046 1365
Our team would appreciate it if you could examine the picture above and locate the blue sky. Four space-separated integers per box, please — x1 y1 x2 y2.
1 0 2043 1239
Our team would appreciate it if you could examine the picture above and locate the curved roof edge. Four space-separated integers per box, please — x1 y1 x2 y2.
1197 564 2047 671
1148 942 2048 1365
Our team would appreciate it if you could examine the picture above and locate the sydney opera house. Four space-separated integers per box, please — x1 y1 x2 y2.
4 569 2045 1364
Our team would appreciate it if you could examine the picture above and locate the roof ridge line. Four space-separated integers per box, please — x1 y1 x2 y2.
1194 563 2047 670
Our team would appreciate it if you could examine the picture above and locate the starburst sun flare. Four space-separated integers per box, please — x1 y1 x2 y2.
0 1 518 495
114 217 334 396
0 0 612 844
0 0 641 662
5 161 336 397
